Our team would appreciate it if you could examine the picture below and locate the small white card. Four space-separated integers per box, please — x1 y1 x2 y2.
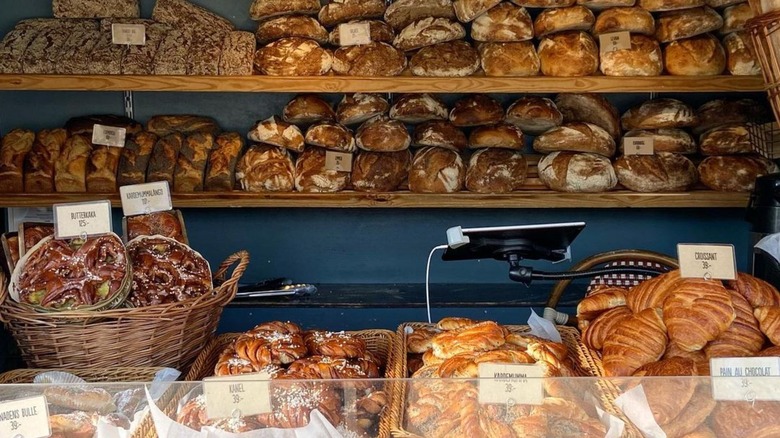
54 200 113 240
203 372 272 420
528 308 562 343
711 357 780 401
120 181 173 217
91 124 127 148
111 23 146 46
325 151 353 172
614 385 666 438
623 137 655 156
677 243 737 280
599 31 632 54
478 363 544 405
0 395 50 438
338 22 371 46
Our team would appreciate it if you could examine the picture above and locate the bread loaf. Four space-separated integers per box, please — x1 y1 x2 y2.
86 146 122 193
256 15 328 45
593 7 655 35
465 148 527 193
121 22 169 76
294 147 350 193
249 0 320 22
55 135 91 193
329 20 395 46
450 94 504 127
146 133 183 186
534 6 595 38
319 0 386 27
469 123 525 150
24 129 67 193
390 94 448 124
454 0 501 22
147 115 220 138
706 0 742 7
602 308 667 376
352 150 411 192
56 28 101 74
65 115 141 138
555 93 621 139
699 155 779 191
0 20 53 74
22 24 82 74
0 129 35 192
655 6 723 43
385 0 456 30
720 2 752 35
254 37 332 76
694 98 769 134
614 152 697 192
506 96 563 135
235 144 295 192
410 41 480 77
412 121 468 152
219 31 256 76
576 0 636 9
394 18 465 51
284 95 336 125
89 29 125 75
621 98 698 130
638 0 705 11
409 147 465 193
538 151 618 192
472 3 534 42
117 131 158 187
337 93 390 125
600 34 663 76
356 116 411 152
724 31 760 76
664 33 726 76
699 124 752 155
248 116 305 152
205 132 244 191
174 133 215 192
153 29 190 75
305 122 356 152
621 129 696 154
538 31 599 77
332 42 407 76
511 0 576 8
152 0 233 35
478 41 540 77
186 35 223 75
534 122 616 156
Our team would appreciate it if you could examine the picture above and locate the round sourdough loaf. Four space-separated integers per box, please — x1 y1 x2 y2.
534 122 616 157
304 121 356 152
472 3 534 42
318 0 386 27
699 124 752 155
249 0 320 22
450 94 505 127
409 147 465 193
621 98 698 130
478 41 540 77
469 122 525 150
655 6 723 43
699 155 779 191
336 93 389 126
694 98 769 134
390 94 449 124
384 0 456 30
254 37 332 76
465 148 528 193
534 6 595 38
409 40 480 77
720 2 753 35
664 34 726 76
393 17 466 51
621 129 697 154
538 151 618 192
247 116 305 152
255 15 328 45
329 20 395 46
506 96 563 135
236 144 295 192
454 0 502 22
412 120 468 152
600 34 662 76
614 152 697 192
352 149 411 192
294 147 350 193
356 115 412 152
283 95 336 125
724 31 760 76
576 0 636 10
593 7 656 35
555 93 621 139
538 31 599 77
332 42 406 76
638 0 705 11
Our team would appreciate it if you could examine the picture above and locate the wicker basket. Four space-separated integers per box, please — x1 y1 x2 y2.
748 10 780 133
0 250 249 370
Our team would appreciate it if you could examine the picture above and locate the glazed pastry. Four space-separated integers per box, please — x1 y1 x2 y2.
304 330 367 359
126 211 186 243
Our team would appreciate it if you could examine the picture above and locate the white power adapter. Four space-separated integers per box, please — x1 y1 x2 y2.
446 226 470 248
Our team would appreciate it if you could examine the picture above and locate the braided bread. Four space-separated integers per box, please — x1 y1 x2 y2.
436 316 477 331
304 330 367 359
407 326 441 353
431 321 506 359
233 331 308 367
249 320 302 335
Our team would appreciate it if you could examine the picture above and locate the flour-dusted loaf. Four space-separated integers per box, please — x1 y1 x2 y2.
174 132 215 192
385 0 456 30
600 34 663 76
235 144 295 192
721 3 752 35
694 98 769 134
394 17 465 51
512 0 577 8
699 124 752 155
664 33 726 76
655 6 723 43
305 122 356 152
53 0 140 18
219 31 256 76
638 0 705 11
469 123 525 150
621 129 697 154
152 29 189 75
593 7 656 35
146 133 184 186
534 6 595 38
539 151 617 192
409 147 465 193
86 145 122 193
506 96 563 135
117 131 158 187
56 28 102 74
454 0 502 22
55 135 92 193
122 22 169 76
332 42 406 76
577 0 636 9
0 20 54 74
147 115 220 137
329 20 395 46
187 35 223 76
284 95 336 125
319 0 386 27
248 116 305 152
555 93 621 139
153 0 234 35
466 148 527 193
472 3 534 42
0 129 35 192
337 94 389 126
294 147 351 193
699 155 779 191
614 152 697 192
412 121 468 152
390 94 449 124
479 41 540 77
351 150 411 192
249 0 320 22
256 15 328 45
450 94 505 127
534 122 616 156
205 132 244 191
356 115 411 152
538 31 599 77
255 37 332 76
621 98 698 130
410 40 480 77
24 129 67 193
724 31 760 76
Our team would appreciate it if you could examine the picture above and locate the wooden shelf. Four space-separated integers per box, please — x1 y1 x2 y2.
0 191 749 209
0 74 767 93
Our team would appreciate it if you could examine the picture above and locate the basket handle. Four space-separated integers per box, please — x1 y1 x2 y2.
213 250 250 302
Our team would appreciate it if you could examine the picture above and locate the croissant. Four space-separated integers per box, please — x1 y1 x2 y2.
711 400 780 438
754 306 780 345
626 270 682 312
603 308 668 376
532 398 606 438
661 384 717 438
407 326 440 354
431 321 506 359
582 306 631 351
478 409 518 438
577 286 628 321
756 345 780 357
304 330 367 359
705 290 765 358
511 414 548 438
727 272 780 308
632 358 697 425
437 317 478 331
664 278 735 352
662 343 709 376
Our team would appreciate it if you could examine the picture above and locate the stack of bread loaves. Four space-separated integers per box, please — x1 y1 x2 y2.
719 2 760 75
474 3 539 76
535 5 600 76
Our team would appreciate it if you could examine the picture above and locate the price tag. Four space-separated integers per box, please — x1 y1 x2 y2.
711 357 780 401
53 200 113 240
623 137 655 156
0 395 51 438
119 181 173 217
599 31 632 54
677 243 737 280
478 363 543 405
338 22 371 46
325 151 353 172
111 23 146 46
203 372 272 419
91 124 127 148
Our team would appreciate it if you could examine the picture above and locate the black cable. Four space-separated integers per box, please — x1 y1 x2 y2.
509 265 669 285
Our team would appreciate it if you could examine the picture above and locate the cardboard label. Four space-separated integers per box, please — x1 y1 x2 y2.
91 124 127 148
120 181 173 217
599 32 632 54
478 363 543 405
623 137 655 156
325 151 353 172
338 22 371 46
203 372 272 419
711 357 780 401
0 395 51 438
54 201 112 240
677 244 737 280
111 23 146 46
